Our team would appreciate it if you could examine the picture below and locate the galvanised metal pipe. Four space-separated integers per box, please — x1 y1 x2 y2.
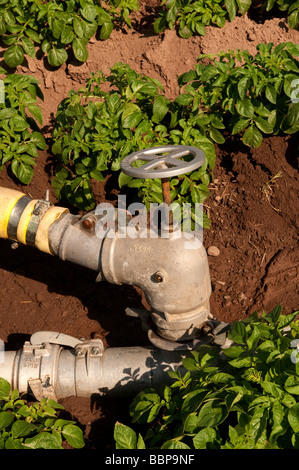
0 186 212 342
0 336 186 399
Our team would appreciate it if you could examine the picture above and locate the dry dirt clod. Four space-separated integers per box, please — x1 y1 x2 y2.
207 246 220 257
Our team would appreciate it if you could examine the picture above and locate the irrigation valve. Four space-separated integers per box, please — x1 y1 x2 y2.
0 145 216 352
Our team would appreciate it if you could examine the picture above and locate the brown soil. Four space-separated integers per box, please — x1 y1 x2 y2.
0 4 298 449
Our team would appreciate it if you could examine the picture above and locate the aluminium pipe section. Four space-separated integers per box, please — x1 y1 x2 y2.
0 185 212 342
0 337 186 400
48 214 212 342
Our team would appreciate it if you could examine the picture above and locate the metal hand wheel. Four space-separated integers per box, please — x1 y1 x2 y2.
121 145 205 179
121 145 205 207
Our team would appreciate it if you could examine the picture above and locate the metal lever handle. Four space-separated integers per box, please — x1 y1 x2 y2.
30 331 82 348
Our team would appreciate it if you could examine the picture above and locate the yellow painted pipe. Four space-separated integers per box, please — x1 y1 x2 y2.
0 186 68 254
0 188 25 239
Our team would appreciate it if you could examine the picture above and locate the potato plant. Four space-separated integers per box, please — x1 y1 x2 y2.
0 68 46 184
51 43 298 216
0 378 84 449
178 42 299 148
154 0 299 38
51 62 215 224
0 0 139 68
114 305 299 449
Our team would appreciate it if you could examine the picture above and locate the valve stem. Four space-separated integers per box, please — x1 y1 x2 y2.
161 178 173 227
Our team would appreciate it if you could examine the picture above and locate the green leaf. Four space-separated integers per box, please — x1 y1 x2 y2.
265 85 277 104
4 438 24 449
260 381 283 398
197 401 225 428
281 103 299 134
183 412 198 433
154 16 167 33
137 433 146 449
0 16 6 36
237 76 250 100
24 432 62 449
229 356 252 368
72 37 88 62
83 20 98 39
236 0 251 14
11 159 34 184
288 10 299 29
118 171 132 188
11 420 37 438
181 389 208 415
278 312 298 329
285 376 299 395
0 378 11 399
236 98 255 118
114 422 137 449
89 169 105 181
152 95 169 123
179 25 193 39
10 114 29 132
0 108 17 120
288 404 299 433
248 406 267 443
27 104 43 125
209 127 225 144
4 44 24 68
242 125 263 148
21 37 35 59
225 0 237 21
61 424 85 449
193 428 217 449
47 48 68 67
195 23 206 36
175 94 194 106
161 439 190 449
211 373 235 384
81 5 98 22
73 17 84 38
106 93 121 113
263 304 282 324
3 10 15 26
254 116 273 134
246 325 261 350
121 103 142 128
99 21 113 40
30 131 46 149
223 345 246 359
0 411 14 430
228 321 247 344
61 26 75 45
25 29 41 44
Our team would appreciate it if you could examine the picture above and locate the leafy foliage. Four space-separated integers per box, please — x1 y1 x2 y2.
263 0 299 29
154 0 299 38
154 0 229 38
51 62 214 219
52 43 298 213
0 0 139 68
0 68 46 184
0 378 85 449
114 305 299 449
178 42 299 148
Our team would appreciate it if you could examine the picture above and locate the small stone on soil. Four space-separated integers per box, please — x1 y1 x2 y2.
207 246 220 257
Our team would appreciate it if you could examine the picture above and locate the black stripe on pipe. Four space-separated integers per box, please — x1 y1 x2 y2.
7 195 32 241
26 208 42 247
25 203 50 247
